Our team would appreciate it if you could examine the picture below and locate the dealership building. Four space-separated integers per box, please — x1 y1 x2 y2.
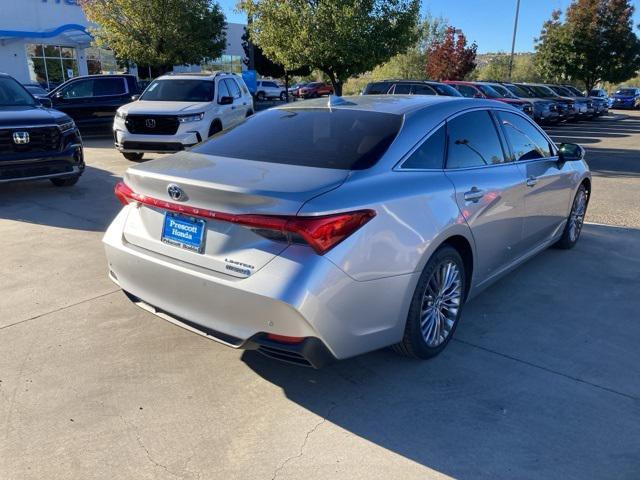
0 0 246 89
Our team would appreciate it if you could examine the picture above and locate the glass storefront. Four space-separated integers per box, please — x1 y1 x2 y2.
26 44 78 89
202 55 243 74
85 47 118 75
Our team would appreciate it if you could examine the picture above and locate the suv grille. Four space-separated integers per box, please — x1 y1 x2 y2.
125 115 180 135
0 126 61 154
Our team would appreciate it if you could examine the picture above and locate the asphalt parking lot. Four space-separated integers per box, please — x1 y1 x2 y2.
1 111 639 480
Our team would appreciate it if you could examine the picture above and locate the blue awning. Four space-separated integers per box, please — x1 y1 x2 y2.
0 24 92 45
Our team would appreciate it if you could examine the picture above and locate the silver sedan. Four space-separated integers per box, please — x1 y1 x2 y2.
104 95 590 367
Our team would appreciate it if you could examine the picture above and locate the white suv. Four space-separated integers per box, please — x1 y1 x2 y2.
113 72 253 161
255 80 285 101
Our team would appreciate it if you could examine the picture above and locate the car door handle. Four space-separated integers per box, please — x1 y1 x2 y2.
526 176 538 187
463 187 485 202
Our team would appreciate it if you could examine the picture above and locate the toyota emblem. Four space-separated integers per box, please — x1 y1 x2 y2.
167 184 185 201
145 118 156 128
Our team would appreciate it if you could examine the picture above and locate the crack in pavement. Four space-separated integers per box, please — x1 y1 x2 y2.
454 338 639 402
0 289 121 331
271 403 337 480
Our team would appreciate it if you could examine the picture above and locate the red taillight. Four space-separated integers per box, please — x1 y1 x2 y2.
113 181 375 254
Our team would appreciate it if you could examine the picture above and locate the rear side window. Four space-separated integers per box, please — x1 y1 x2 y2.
412 84 436 95
392 84 412 94
455 85 478 98
364 82 391 94
497 111 553 161
94 78 126 96
224 79 241 99
217 79 230 100
402 125 445 169
446 111 506 168
194 108 403 170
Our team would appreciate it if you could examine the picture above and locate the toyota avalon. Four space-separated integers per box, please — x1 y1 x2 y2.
104 95 590 367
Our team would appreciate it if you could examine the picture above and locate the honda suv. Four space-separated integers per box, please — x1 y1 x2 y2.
611 88 640 109
0 73 84 185
113 72 253 161
255 80 286 101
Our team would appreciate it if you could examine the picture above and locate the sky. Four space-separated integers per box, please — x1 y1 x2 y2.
219 0 640 54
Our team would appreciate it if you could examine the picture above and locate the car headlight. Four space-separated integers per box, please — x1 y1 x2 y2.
115 110 127 120
178 113 205 123
58 119 76 132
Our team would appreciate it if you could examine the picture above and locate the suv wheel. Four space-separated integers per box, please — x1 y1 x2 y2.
394 245 466 359
256 91 265 101
50 175 80 187
122 152 143 161
208 121 222 137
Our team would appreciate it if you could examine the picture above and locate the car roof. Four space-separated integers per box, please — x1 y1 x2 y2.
276 94 499 116
159 72 240 81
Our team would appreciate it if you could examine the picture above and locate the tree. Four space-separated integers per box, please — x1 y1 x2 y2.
476 53 542 83
534 0 640 93
425 26 477 80
238 0 420 95
241 29 310 101
80 0 226 72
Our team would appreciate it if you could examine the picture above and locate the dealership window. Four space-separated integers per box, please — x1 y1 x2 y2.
202 55 243 73
85 47 118 75
27 44 78 89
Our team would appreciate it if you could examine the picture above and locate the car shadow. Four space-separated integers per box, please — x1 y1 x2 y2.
0 165 122 232
241 223 640 479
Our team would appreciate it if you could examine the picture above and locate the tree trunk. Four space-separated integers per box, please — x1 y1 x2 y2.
324 70 342 96
284 72 290 103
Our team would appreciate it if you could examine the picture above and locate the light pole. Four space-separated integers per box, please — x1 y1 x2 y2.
508 0 521 80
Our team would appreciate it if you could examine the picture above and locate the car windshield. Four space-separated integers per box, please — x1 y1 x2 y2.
617 88 637 96
551 86 573 96
490 84 516 98
506 84 533 98
476 84 502 98
0 77 37 106
140 79 215 102
25 85 47 95
194 108 403 170
564 86 584 97
429 83 462 96
529 85 557 97
589 89 604 96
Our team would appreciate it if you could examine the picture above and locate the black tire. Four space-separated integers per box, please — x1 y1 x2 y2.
50 175 80 187
279 91 286 101
208 121 222 137
393 245 467 359
555 184 589 249
122 152 143 161
256 91 266 101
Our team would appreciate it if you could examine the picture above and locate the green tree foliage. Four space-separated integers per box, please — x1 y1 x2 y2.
425 26 477 80
476 53 542 83
534 0 640 92
238 0 420 95
80 0 227 71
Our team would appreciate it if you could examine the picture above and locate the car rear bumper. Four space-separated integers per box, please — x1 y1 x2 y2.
0 141 84 183
103 207 415 365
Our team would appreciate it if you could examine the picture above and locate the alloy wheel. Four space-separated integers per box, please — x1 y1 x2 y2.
420 261 463 347
568 188 587 242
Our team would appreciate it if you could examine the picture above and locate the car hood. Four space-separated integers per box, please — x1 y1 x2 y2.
119 100 210 115
0 105 68 127
498 98 529 105
613 95 636 100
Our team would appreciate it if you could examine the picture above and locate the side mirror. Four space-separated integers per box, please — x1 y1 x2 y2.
218 96 233 105
38 97 52 108
131 94 140 101
558 143 585 162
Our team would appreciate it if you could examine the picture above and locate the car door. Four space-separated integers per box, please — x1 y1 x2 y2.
443 109 528 282
495 110 574 250
50 78 95 127
91 77 130 127
223 78 246 126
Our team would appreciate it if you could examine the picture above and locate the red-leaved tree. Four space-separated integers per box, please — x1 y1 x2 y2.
425 26 477 80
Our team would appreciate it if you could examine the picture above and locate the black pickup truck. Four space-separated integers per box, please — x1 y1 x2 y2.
48 74 140 130
0 73 84 186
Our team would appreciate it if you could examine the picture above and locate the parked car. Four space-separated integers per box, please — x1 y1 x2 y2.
295 82 333 99
444 80 534 117
113 72 253 161
492 82 560 124
361 80 462 97
546 85 595 118
23 83 49 101
0 73 84 186
562 84 607 116
611 87 640 109
589 89 614 109
255 80 286 101
287 82 307 96
515 84 578 121
105 95 590 368
47 74 140 130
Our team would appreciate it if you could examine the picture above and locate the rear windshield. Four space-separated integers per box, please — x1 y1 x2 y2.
429 83 462 96
194 108 403 170
617 88 637 95
363 82 391 94
476 84 502 98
